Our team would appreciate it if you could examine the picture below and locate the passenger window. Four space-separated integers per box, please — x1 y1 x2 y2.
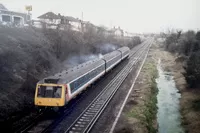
84 75 86 83
75 81 78 90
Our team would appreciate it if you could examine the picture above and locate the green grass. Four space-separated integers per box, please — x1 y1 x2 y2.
126 62 158 133
143 76 158 133
127 109 144 120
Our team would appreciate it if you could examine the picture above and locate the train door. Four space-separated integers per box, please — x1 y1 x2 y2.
65 85 70 104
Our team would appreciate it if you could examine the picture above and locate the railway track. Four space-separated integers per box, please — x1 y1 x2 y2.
14 109 47 133
15 39 151 133
65 40 152 133
40 41 148 133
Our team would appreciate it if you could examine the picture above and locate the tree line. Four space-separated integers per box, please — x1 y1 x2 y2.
163 30 200 88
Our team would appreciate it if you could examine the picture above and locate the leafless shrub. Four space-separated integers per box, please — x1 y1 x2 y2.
164 29 200 88
127 36 142 49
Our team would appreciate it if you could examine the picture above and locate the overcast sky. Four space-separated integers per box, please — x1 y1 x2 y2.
0 0 199 33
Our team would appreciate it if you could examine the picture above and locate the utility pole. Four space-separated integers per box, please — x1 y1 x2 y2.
81 12 84 33
81 12 83 21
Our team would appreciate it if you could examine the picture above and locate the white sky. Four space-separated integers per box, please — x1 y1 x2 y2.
0 0 199 33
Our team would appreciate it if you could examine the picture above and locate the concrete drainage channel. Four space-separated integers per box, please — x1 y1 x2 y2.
65 40 152 133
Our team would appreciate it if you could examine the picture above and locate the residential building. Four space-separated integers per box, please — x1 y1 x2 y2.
37 12 62 29
37 12 82 31
112 26 124 38
65 16 82 31
81 21 98 33
0 3 31 26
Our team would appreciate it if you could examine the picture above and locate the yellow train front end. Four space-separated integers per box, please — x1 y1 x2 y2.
34 84 65 107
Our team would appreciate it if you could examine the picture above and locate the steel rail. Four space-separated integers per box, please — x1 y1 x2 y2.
14 109 47 133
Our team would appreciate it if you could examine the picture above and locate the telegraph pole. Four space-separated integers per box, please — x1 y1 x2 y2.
81 12 84 33
81 12 83 21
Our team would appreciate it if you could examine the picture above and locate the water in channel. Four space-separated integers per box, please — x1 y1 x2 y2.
156 59 184 133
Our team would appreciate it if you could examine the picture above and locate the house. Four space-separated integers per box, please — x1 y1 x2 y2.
109 26 124 38
81 21 98 33
0 3 31 26
37 12 82 31
65 16 81 31
124 31 133 37
37 12 62 29
113 26 124 37
0 3 7 10
38 12 62 25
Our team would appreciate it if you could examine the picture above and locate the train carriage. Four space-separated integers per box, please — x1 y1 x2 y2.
35 58 106 107
34 46 130 109
102 50 121 72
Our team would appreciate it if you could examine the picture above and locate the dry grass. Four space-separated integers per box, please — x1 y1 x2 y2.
115 43 158 133
179 88 200 133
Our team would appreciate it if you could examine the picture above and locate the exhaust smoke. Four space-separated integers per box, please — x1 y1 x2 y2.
63 43 118 68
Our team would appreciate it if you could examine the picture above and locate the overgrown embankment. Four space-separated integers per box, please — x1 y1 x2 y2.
115 44 158 133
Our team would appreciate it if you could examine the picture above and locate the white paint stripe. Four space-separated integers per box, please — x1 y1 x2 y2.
109 42 152 133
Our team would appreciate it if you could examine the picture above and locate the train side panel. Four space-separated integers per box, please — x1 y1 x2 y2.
106 54 121 72
117 47 130 60
67 63 106 101
103 51 121 72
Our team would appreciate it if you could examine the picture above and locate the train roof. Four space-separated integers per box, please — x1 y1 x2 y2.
102 50 121 61
117 46 130 53
38 46 129 85
39 58 105 84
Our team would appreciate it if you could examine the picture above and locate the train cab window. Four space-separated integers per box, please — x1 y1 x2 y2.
37 85 62 98
53 87 62 98
37 86 45 97
45 86 54 97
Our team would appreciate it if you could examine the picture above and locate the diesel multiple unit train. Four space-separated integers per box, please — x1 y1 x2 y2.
34 47 130 108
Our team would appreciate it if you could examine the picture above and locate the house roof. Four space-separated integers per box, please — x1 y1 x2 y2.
38 12 61 19
65 16 80 22
0 3 8 10
38 12 81 23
